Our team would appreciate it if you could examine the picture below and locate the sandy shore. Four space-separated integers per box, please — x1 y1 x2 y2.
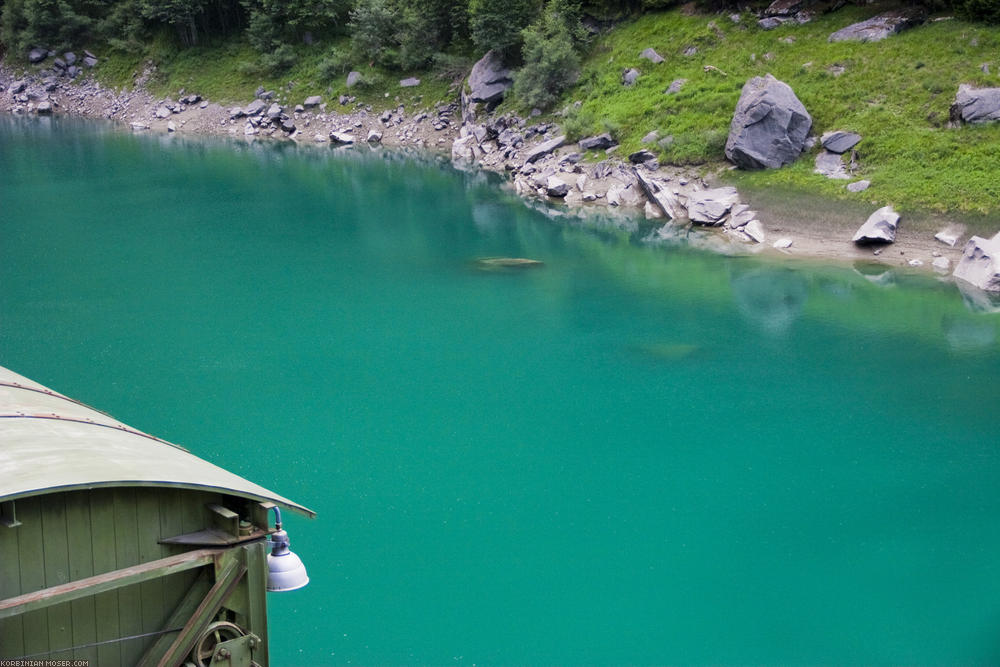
0 61 981 280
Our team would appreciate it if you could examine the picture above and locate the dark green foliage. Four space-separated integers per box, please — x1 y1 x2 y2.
1 0 93 54
513 0 584 109
349 0 467 70
959 0 1000 23
468 0 538 54
242 0 347 58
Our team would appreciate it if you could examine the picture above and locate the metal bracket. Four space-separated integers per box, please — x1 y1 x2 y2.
208 633 261 667
0 500 22 527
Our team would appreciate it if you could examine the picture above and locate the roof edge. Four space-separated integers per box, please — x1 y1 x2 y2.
0 481 316 518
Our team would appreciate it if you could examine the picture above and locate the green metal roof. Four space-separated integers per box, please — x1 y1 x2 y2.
0 365 315 517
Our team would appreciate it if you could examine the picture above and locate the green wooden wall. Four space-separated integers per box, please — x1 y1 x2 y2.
0 487 235 663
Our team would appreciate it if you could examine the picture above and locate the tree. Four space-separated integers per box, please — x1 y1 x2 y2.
468 0 538 55
513 0 583 109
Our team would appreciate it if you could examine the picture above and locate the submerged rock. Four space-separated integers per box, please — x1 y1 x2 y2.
953 232 1000 292
852 205 900 244
474 257 544 270
725 74 812 170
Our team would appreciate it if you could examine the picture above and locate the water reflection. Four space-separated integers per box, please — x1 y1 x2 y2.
729 266 809 335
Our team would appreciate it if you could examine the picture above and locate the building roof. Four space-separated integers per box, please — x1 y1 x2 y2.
0 365 315 517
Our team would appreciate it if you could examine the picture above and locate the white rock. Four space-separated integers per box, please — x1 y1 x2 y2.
934 225 964 247
744 220 766 243
314 133 328 142
908 259 924 267
953 232 1000 292
852 205 900 244
773 238 793 249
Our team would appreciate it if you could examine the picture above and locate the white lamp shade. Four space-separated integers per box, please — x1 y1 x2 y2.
267 550 310 592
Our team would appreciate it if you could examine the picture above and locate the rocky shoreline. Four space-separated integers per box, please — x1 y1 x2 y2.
2 52 998 303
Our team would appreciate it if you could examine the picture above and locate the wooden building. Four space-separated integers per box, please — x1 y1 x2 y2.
0 365 315 666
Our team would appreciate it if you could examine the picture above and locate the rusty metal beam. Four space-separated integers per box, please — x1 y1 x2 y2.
0 548 223 620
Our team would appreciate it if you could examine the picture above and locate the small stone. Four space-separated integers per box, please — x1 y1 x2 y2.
167 120 176 132
665 79 687 95
932 256 950 272
400 77 420 87
155 106 171 119
847 180 870 192
683 46 698 56
346 71 362 87
908 259 924 267
622 68 640 86
821 130 862 154
773 238 793 249
366 129 382 143
303 95 322 108
579 134 616 150
640 48 664 64
35 100 53 115
934 225 964 247
641 131 659 144
628 149 657 164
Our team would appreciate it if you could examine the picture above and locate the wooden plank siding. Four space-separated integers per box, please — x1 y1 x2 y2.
0 487 236 664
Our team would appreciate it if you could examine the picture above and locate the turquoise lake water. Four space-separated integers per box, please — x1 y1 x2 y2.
2 115 1000 665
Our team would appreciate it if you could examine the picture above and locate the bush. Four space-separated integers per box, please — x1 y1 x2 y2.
318 46 352 79
513 0 582 110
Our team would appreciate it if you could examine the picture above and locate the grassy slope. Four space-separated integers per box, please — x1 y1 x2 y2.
554 5 1000 215
96 32 458 114
85 5 1000 215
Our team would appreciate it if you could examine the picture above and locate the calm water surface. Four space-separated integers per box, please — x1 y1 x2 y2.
2 116 1000 666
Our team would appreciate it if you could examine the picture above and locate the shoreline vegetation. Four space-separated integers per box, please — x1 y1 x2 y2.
1 0 998 289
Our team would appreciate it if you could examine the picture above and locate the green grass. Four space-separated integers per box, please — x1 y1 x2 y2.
546 5 1000 215
95 32 458 113
79 5 1000 215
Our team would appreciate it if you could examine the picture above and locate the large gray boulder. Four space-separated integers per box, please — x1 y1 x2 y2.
244 99 267 116
725 74 812 170
688 187 740 225
579 133 616 150
852 205 900 244
950 85 1000 124
953 232 1000 292
828 9 923 43
524 135 566 163
346 71 362 88
467 50 513 106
